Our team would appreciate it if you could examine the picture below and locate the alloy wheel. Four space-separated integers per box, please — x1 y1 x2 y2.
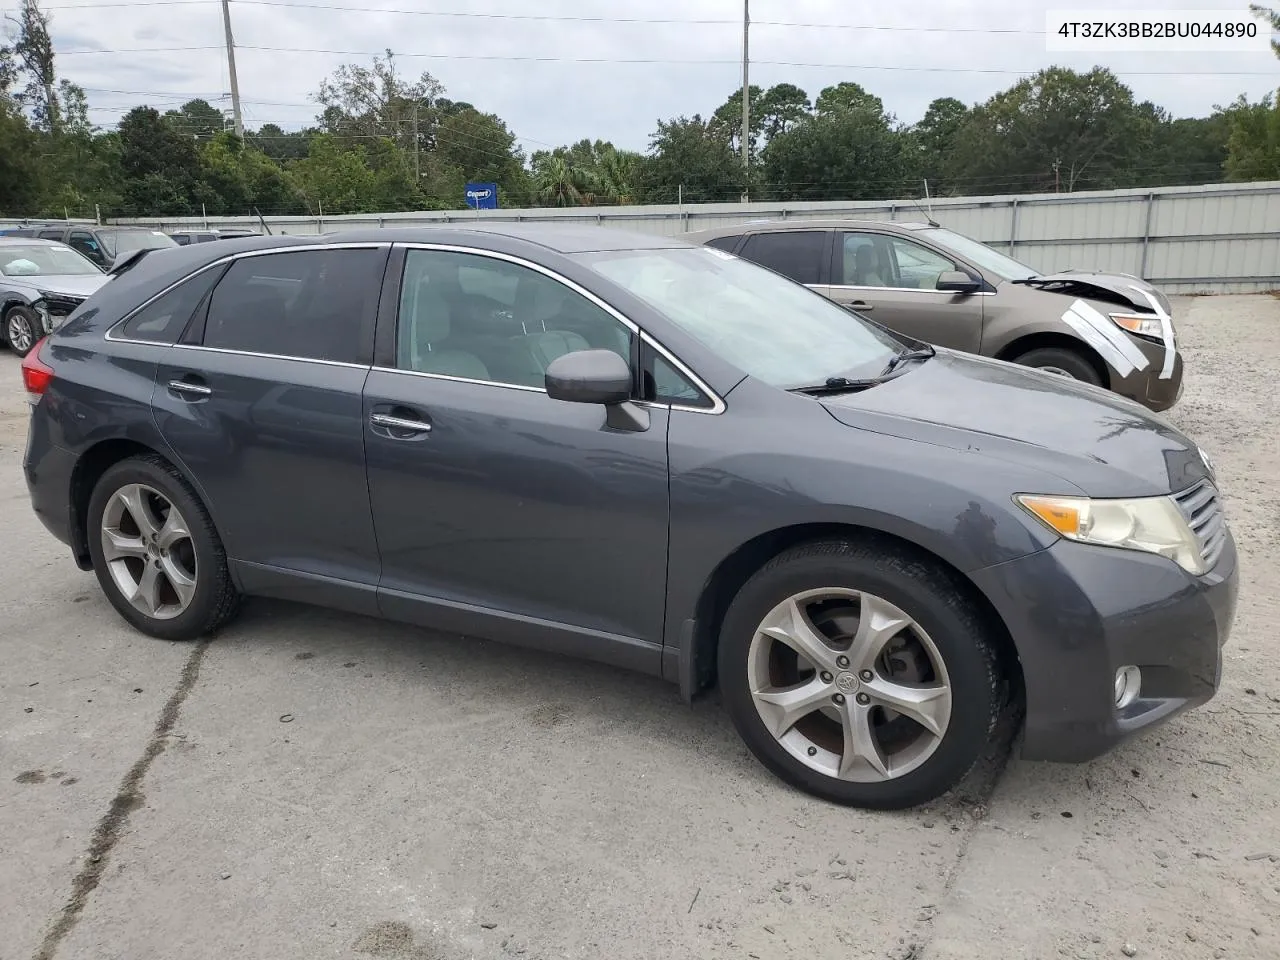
6 312 35 354
746 588 952 782
100 483 198 620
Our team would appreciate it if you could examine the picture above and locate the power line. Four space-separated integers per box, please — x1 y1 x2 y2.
52 45 1280 76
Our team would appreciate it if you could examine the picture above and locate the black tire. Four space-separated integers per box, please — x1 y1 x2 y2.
86 454 241 641
717 538 1005 810
1011 346 1103 386
3 305 43 358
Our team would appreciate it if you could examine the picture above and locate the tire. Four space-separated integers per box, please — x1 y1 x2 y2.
717 538 1005 810
3 305 43 358
1011 346 1103 386
86 454 241 641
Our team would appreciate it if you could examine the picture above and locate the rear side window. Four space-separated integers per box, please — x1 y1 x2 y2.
118 266 224 343
705 235 741 253
202 248 385 363
38 230 63 241
737 231 826 285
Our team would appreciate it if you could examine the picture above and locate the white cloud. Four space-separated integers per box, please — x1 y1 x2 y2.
41 0 1280 154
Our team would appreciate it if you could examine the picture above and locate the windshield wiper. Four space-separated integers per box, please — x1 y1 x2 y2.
881 344 935 375
788 376 880 396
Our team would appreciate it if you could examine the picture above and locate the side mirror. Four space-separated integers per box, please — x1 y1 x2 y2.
545 349 633 405
545 348 649 432
936 270 981 293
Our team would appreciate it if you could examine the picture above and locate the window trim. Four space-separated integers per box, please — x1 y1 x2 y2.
104 242 392 363
374 242 725 416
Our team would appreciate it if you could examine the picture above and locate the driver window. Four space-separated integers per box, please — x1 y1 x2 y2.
397 249 634 389
69 231 103 263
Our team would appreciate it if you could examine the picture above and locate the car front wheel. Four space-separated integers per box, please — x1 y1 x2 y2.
718 539 1006 809
1012 346 1103 386
3 305 42 358
86 455 241 641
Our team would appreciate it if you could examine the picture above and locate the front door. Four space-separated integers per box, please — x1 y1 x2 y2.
152 245 389 604
363 245 671 665
828 230 985 354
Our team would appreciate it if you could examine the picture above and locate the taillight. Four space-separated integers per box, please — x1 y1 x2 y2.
21 336 54 404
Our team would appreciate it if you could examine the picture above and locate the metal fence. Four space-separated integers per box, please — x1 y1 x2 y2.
8 180 1280 293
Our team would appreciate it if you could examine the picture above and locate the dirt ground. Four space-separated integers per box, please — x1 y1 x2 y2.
1 294 1277 960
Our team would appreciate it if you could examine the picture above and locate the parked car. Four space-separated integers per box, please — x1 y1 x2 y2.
168 229 261 246
4 224 178 270
22 226 1236 809
0 237 109 357
685 220 1183 412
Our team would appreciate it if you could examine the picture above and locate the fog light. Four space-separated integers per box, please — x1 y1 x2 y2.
1114 665 1141 709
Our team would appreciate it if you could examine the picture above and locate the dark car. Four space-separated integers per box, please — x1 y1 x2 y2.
685 220 1184 412
21 226 1236 809
5 223 178 270
0 237 109 357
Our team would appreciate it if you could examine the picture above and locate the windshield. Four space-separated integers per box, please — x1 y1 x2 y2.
101 230 178 257
584 246 902 388
919 227 1039 281
0 244 102 277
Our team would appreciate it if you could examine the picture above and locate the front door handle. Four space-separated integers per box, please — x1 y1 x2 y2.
167 379 212 398
370 412 432 434
848 300 874 311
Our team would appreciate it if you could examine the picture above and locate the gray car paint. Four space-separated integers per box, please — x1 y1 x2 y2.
24 225 1236 764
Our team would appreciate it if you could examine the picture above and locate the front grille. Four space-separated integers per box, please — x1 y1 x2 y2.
1173 479 1226 570
43 294 86 317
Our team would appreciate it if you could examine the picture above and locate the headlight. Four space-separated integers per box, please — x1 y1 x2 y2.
1109 312 1164 339
1015 493 1205 575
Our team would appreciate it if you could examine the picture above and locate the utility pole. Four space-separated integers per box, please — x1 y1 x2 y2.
740 0 750 202
220 0 244 138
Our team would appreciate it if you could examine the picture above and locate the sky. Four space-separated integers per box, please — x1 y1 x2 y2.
18 0 1280 156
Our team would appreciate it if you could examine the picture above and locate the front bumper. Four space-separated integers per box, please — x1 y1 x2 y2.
970 531 1238 762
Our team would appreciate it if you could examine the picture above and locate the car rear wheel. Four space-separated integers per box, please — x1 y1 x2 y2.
3 305 42 358
718 539 1005 809
1011 346 1103 386
87 455 241 641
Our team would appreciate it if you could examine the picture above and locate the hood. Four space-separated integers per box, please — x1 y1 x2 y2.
3 273 109 299
820 350 1209 498
1011 270 1171 315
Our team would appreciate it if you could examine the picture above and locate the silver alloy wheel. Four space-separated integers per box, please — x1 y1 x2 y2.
747 588 952 782
100 483 198 620
6 311 35 354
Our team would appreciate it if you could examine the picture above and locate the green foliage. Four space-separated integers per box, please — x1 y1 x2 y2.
644 115 742 203
1222 94 1280 181
1249 5 1280 56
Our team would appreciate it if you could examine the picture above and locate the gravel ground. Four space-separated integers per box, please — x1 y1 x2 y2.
1 294 1277 960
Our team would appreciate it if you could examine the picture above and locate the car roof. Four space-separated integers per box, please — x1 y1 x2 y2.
316 223 691 253
0 236 67 247
684 219 940 239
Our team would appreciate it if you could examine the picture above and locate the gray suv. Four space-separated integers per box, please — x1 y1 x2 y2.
686 220 1184 412
22 226 1236 809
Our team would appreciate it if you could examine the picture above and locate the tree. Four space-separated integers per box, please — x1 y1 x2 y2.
432 107 527 206
757 83 811 141
0 100 42 214
164 99 227 141
947 67 1153 194
1222 94 1280 181
815 82 885 119
291 134 377 214
644 115 740 203
1249 5 1280 56
761 105 912 201
8 0 59 132
913 97 969 192
249 123 312 162
313 49 444 157
531 154 589 206
115 106 204 215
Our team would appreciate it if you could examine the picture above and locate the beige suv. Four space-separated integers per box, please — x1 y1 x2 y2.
685 219 1183 412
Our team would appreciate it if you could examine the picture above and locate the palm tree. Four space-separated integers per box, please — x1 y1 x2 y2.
590 148 642 205
531 154 588 206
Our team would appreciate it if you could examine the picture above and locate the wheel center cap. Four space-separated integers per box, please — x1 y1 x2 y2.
835 672 860 694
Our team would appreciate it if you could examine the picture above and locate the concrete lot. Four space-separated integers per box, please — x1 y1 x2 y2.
2 295 1278 960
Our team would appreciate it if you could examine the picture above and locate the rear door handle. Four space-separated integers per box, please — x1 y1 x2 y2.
370 412 432 434
167 379 212 398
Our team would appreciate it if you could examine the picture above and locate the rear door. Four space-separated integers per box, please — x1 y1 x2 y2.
828 230 984 353
152 244 390 611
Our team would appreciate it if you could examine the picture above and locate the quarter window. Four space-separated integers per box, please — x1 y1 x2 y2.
642 345 712 408
737 231 826 285
119 266 224 343
397 249 633 389
202 248 384 363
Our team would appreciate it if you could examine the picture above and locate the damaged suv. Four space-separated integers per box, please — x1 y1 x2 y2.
686 220 1182 411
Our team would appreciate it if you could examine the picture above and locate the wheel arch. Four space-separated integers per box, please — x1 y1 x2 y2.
994 331 1110 388
682 522 1023 706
